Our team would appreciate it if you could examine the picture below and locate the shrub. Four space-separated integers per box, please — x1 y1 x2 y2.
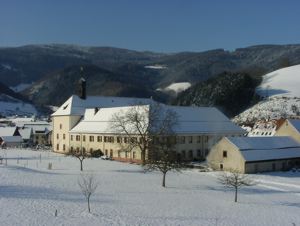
90 149 103 158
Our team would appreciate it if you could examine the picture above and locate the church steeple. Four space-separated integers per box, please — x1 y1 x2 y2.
79 67 86 100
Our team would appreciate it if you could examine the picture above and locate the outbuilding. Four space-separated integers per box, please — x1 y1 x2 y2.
207 136 300 173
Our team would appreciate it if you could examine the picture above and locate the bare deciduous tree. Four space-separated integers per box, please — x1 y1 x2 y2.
111 102 176 165
78 174 98 213
218 169 255 202
70 147 88 171
111 102 183 187
145 134 183 187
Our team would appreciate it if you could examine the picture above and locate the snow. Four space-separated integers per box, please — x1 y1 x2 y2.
228 136 300 150
257 64 300 98
234 96 300 124
157 82 192 95
1 148 300 226
52 95 153 116
0 94 37 117
70 105 244 135
144 65 167 69
10 83 32 93
164 82 191 94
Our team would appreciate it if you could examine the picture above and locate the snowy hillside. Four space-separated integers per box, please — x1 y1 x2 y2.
0 94 37 116
257 64 300 98
235 65 300 124
234 96 300 124
1 148 300 226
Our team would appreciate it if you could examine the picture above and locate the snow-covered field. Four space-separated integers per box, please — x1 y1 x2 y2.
1 149 300 226
257 64 300 98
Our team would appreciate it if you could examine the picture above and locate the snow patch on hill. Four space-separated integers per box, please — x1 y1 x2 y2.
234 96 300 124
144 64 167 69
158 82 191 96
257 64 300 98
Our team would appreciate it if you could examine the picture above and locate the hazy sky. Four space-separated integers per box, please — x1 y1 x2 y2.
1 0 300 52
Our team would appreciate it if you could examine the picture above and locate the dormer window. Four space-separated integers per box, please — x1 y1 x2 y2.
63 104 69 110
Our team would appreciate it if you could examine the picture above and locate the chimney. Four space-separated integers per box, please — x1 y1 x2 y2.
78 67 86 99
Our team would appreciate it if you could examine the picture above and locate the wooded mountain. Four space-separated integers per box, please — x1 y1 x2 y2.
174 72 261 117
1 44 300 109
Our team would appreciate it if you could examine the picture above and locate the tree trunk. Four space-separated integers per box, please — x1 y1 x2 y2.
162 172 166 187
80 159 83 171
141 151 145 165
87 196 90 213
235 187 238 202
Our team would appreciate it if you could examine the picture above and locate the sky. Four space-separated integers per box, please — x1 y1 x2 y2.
1 0 300 52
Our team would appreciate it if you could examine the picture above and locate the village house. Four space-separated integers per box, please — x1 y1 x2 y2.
51 78 244 163
207 136 300 173
17 121 52 146
0 127 22 148
246 119 285 137
275 119 300 142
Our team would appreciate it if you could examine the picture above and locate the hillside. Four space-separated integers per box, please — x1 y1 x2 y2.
0 81 37 116
24 64 164 106
257 64 300 98
2 44 300 109
235 65 300 124
174 72 260 117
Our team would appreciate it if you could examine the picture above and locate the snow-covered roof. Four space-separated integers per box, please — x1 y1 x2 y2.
1 136 22 143
227 136 300 162
16 121 50 128
228 136 300 150
52 95 154 116
288 119 300 133
0 127 18 137
70 104 244 135
19 128 33 140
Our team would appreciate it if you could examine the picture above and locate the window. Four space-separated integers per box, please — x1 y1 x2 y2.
82 147 86 153
197 149 201 157
181 150 186 159
178 136 185 144
71 135 73 141
188 136 193 143
76 135 80 141
63 144 65 151
104 136 114 143
90 148 93 152
124 137 128 143
57 134 59 139
197 136 201 143
204 136 209 143
89 136 94 142
60 124 62 129
56 144 59 150
125 151 128 158
63 134 66 140
118 150 121 158
223 151 227 158
130 137 137 143
83 135 86 142
117 137 122 143
188 150 193 159
105 149 108 155
97 136 102 142
133 151 136 159
110 149 113 157
220 164 223 170
70 146 73 151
